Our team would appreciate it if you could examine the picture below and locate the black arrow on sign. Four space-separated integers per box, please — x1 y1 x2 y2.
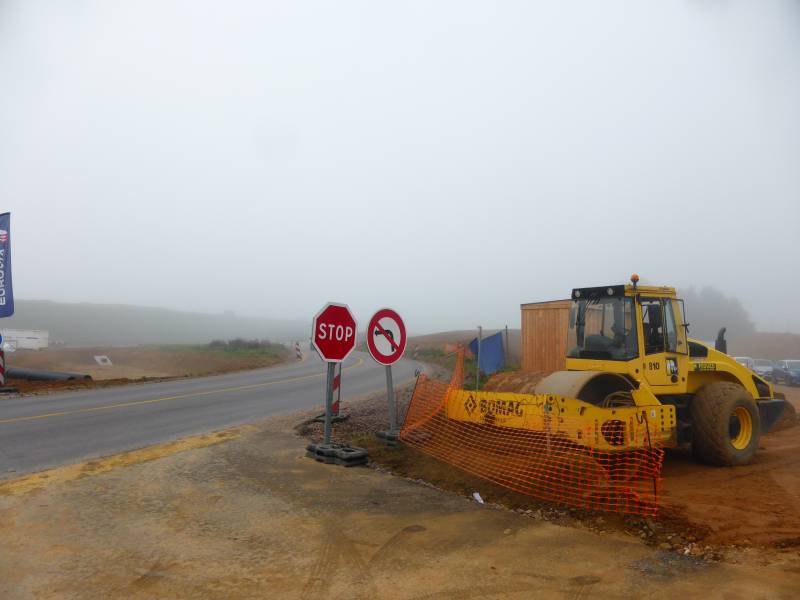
373 321 399 352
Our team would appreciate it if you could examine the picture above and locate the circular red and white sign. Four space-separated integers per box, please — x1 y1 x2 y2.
366 308 407 365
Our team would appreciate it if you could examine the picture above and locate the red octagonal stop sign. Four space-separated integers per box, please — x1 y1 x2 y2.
311 302 358 362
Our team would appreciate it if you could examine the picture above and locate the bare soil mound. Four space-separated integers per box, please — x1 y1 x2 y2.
482 371 547 394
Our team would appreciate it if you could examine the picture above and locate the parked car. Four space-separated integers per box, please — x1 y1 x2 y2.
774 360 800 386
734 356 754 370
752 358 776 381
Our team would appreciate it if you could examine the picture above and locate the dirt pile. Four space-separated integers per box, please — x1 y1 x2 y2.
295 386 415 443
482 371 547 394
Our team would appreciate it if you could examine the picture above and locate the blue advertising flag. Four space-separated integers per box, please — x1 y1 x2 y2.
0 212 13 317
468 331 506 375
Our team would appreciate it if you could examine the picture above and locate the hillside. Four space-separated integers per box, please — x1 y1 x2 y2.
728 332 800 360
410 329 522 363
1 300 308 347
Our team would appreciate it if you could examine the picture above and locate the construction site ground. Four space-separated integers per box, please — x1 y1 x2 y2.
2 409 800 599
299 378 800 553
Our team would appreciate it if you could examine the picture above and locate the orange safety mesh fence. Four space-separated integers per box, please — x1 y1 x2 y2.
401 348 666 516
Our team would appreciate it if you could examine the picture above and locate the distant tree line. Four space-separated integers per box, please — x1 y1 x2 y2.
678 286 756 341
208 338 284 350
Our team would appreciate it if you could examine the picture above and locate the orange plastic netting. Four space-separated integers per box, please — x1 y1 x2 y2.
400 349 665 516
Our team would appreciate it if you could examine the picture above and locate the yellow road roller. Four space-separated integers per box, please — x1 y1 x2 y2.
530 274 786 466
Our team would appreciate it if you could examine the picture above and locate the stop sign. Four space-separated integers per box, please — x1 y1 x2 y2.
311 302 358 362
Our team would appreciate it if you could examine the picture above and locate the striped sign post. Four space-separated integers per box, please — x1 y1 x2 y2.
331 363 342 417
314 363 344 422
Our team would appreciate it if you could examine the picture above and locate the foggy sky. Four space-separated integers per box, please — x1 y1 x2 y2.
1 1 799 334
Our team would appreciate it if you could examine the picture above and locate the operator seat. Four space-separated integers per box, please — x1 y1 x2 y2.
645 304 664 354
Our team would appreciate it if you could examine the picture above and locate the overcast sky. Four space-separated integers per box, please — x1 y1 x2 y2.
1 1 798 334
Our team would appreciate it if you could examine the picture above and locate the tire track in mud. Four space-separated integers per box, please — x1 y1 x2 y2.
302 521 436 599
568 574 601 600
301 519 376 600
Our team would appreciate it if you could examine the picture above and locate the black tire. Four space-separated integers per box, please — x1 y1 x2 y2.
690 382 761 467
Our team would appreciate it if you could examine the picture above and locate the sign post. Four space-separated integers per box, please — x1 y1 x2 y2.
475 325 482 391
306 302 366 468
366 308 407 444
311 302 357 444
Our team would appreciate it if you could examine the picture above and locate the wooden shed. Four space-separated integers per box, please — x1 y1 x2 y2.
520 299 571 373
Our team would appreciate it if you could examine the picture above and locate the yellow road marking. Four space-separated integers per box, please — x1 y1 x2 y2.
0 426 252 496
0 357 364 426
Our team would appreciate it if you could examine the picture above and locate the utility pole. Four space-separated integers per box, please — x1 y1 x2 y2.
504 324 509 366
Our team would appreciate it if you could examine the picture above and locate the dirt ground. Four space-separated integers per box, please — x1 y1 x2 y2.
297 380 800 555
4 346 290 394
2 415 800 599
660 384 800 548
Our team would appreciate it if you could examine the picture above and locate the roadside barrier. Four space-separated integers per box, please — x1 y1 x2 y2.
400 349 665 516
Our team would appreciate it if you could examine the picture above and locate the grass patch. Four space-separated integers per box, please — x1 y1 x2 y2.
163 339 289 360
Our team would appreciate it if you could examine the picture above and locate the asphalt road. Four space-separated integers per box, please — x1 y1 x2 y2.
0 351 425 477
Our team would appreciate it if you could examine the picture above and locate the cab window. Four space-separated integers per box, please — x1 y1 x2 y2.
567 296 638 361
640 299 664 355
663 299 679 352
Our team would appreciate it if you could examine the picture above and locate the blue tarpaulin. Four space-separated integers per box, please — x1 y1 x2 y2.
469 331 505 375
0 212 12 318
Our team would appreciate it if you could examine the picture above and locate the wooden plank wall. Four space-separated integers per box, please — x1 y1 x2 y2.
520 300 571 373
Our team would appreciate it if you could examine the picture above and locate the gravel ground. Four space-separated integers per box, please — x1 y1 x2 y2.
294 364 450 443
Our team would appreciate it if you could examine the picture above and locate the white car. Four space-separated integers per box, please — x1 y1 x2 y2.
734 356 755 370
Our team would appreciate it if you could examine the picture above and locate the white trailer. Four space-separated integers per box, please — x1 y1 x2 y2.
1 329 50 351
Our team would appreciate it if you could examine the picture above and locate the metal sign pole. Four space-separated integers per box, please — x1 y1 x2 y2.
476 325 482 391
324 362 336 444
386 364 397 433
